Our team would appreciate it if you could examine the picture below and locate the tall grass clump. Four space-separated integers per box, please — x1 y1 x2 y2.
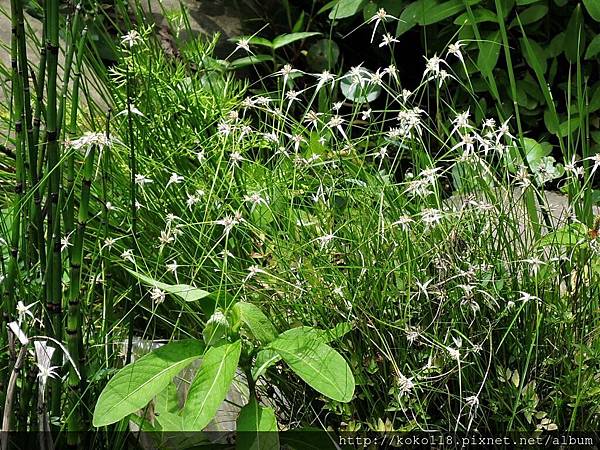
81 5 600 436
0 0 598 447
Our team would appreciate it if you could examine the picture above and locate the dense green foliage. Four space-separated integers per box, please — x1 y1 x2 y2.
256 0 600 160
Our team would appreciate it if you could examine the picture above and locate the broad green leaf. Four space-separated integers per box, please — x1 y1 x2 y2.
251 325 352 380
292 11 306 33
520 37 547 74
477 31 501 77
417 0 481 25
510 4 548 27
273 32 321 49
232 302 278 345
328 0 366 19
155 381 179 415
181 341 241 431
317 0 338 15
589 85 600 113
363 0 403 17
128 414 160 432
316 322 353 341
585 34 600 60
454 8 497 25
93 340 204 427
126 269 210 302
516 0 542 4
547 32 565 58
268 328 355 402
236 397 279 450
307 39 340 71
564 5 585 63
506 137 551 172
583 0 600 21
558 117 581 137
229 55 274 69
252 349 281 381
155 382 184 431
396 0 437 35
537 223 588 247
544 109 560 135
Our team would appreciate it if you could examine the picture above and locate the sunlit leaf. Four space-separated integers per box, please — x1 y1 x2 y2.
181 341 241 431
328 0 366 20
126 268 210 302
268 328 354 402
272 32 321 49
236 397 279 450
93 340 204 427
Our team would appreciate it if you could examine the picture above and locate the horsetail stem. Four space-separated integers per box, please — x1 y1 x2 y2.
4 0 27 314
125 60 137 365
43 0 63 420
65 23 89 444
66 142 96 444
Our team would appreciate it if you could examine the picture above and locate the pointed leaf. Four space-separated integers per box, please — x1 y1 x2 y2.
520 37 547 74
126 269 210 302
155 381 179 415
510 4 548 27
585 34 600 60
583 0 600 21
93 340 204 427
537 223 588 247
268 328 355 402
589 85 600 113
454 8 498 25
564 5 585 62
252 349 281 381
272 32 321 49
229 55 274 69
477 31 501 77
237 397 279 450
232 302 278 345
155 383 184 432
251 324 353 380
417 0 481 25
328 0 366 20
396 0 437 35
181 341 241 431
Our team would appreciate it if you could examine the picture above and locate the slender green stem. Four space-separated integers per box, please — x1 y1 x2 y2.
65 23 89 445
44 0 62 421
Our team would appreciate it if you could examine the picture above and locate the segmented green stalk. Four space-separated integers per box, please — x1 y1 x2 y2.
30 20 47 272
13 0 37 270
57 2 83 139
65 25 89 444
4 0 27 314
1 0 27 421
66 142 96 444
101 111 114 365
125 63 137 364
44 0 62 419
63 5 84 258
